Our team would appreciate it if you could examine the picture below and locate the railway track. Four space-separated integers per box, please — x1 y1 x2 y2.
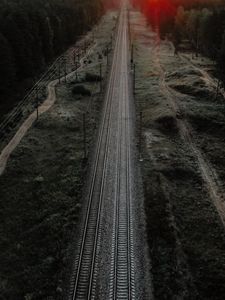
69 2 135 299
69 9 123 300
109 9 135 300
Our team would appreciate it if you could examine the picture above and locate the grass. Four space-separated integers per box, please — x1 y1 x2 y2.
0 9 117 298
0 86 85 299
131 9 225 300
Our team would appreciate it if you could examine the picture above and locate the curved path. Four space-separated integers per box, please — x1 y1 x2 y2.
0 79 57 176
0 44 96 176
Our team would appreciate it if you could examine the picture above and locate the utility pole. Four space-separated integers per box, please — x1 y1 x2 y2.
64 68 67 83
139 111 143 161
131 43 134 64
111 33 113 50
35 88 39 120
215 78 220 100
84 40 87 54
128 8 131 46
99 63 102 92
75 60 78 81
83 113 87 160
133 63 136 94
58 59 61 84
64 56 67 83
73 50 76 65
106 46 109 67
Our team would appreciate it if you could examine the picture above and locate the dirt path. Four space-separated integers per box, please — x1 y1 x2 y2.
0 44 97 176
179 54 218 88
170 42 223 94
0 79 57 175
154 41 225 226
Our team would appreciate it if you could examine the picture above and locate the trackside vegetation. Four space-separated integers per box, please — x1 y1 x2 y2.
0 0 103 114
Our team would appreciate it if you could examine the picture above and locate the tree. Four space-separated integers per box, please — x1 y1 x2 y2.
0 0 104 108
0 33 15 94
175 6 188 38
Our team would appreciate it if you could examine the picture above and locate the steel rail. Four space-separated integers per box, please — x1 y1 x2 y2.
70 10 124 300
124 13 133 300
109 5 135 299
110 38 123 300
124 16 135 299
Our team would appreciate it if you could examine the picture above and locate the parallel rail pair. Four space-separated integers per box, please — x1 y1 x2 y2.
69 5 135 300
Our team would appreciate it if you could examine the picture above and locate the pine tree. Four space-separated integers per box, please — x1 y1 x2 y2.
0 33 15 94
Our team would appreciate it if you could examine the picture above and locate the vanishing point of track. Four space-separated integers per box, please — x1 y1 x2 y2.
69 3 135 299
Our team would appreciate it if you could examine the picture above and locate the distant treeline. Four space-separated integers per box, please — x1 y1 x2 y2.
133 0 225 76
0 0 103 96
172 6 225 64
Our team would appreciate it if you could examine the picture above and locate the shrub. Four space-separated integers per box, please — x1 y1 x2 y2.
72 85 91 96
85 72 102 82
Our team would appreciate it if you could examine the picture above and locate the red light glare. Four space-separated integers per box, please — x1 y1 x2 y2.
133 0 177 31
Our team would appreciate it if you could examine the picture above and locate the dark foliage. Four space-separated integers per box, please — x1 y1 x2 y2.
72 84 91 96
132 0 225 78
0 0 103 101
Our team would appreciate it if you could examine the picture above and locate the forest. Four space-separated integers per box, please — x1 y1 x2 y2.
3 0 225 114
133 0 225 79
0 0 103 114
